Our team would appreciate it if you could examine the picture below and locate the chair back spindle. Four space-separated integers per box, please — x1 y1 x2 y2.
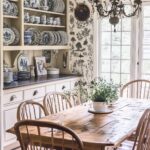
17 100 47 121
14 120 84 150
43 92 72 115
120 79 150 99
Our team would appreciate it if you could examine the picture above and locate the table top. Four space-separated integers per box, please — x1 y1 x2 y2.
7 98 150 150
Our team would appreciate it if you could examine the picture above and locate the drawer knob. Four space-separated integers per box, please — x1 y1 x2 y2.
10 95 17 101
33 90 38 96
62 86 66 90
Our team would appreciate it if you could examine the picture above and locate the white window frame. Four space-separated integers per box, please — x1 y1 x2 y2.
96 2 150 84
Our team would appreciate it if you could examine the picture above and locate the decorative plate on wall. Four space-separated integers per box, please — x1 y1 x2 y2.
17 53 30 71
74 3 90 21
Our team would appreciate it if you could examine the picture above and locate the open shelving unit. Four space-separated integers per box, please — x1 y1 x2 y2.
3 0 69 51
24 7 66 16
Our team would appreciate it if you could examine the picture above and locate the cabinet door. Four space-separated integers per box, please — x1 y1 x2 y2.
4 108 17 141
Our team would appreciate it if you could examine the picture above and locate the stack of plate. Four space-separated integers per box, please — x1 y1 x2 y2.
3 27 20 46
3 0 18 16
41 31 68 45
25 28 41 45
51 0 65 13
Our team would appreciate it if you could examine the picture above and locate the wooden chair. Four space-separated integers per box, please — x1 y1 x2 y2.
43 92 72 115
117 109 150 150
120 79 150 99
17 100 48 121
14 120 84 150
65 93 81 107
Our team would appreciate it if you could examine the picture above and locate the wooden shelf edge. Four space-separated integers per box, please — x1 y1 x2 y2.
3 15 19 19
11 0 18 1
24 23 66 28
24 7 65 16
3 45 71 51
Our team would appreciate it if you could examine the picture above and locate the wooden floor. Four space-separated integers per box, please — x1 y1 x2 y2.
4 142 20 150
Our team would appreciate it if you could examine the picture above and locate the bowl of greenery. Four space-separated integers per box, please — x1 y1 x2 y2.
90 78 119 111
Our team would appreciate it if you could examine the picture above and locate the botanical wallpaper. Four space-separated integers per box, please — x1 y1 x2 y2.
68 0 94 82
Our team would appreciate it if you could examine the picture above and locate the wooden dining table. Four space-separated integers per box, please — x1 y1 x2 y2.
7 98 150 150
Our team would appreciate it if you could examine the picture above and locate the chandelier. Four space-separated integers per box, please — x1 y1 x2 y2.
92 0 142 31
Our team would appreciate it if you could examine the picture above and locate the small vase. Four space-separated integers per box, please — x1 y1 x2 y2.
93 102 108 111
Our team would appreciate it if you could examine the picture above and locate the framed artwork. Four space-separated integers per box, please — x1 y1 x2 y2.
17 53 30 71
35 57 47 76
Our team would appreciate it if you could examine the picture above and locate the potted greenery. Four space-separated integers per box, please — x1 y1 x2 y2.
90 78 119 111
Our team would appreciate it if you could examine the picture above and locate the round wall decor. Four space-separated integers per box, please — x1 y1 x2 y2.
74 3 90 21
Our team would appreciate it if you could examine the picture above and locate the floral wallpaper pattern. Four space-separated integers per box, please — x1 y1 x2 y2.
68 0 94 82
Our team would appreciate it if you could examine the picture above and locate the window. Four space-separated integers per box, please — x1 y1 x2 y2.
98 4 150 85
140 6 150 79
99 17 132 84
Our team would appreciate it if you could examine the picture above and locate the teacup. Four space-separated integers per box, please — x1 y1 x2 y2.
41 15 47 24
39 6 49 11
24 12 30 23
34 16 40 24
30 16 35 23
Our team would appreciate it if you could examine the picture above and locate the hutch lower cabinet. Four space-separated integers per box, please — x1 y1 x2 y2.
3 76 80 146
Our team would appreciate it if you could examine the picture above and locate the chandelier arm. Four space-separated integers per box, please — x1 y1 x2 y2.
96 7 111 17
122 5 140 17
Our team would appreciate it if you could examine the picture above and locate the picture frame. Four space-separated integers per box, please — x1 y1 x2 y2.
35 57 47 76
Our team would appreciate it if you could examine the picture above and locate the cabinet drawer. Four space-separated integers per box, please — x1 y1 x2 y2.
70 80 78 90
24 87 45 100
56 81 70 92
4 91 23 105
46 85 55 94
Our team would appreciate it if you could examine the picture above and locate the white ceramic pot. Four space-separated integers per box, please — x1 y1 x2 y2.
93 102 108 111
47 68 60 75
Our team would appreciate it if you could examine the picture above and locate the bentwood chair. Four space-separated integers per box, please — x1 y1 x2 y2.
14 120 84 150
43 92 72 115
17 100 48 121
120 79 150 99
66 93 81 107
117 109 150 150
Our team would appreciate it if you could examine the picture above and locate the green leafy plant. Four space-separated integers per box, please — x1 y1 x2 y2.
90 78 119 103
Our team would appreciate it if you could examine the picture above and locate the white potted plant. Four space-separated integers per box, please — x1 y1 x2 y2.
90 78 119 111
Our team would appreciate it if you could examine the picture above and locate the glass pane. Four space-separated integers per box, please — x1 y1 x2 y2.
111 74 120 84
112 46 121 59
115 22 121 32
101 32 111 45
101 46 111 59
143 46 150 59
142 74 150 80
122 18 131 31
101 73 110 82
123 5 131 14
142 60 150 74
112 32 121 45
121 74 130 85
143 31 150 45
144 6 150 17
101 60 110 72
143 18 150 30
122 46 130 59
121 60 130 73
122 32 131 45
111 60 120 73
101 19 111 31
